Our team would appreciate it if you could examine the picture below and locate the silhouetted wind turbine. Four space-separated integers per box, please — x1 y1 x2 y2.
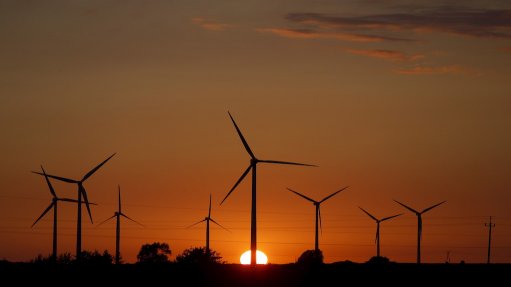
394 200 446 264
358 207 402 258
32 153 116 261
31 166 94 261
221 112 316 266
97 185 143 264
187 194 229 255
287 187 348 252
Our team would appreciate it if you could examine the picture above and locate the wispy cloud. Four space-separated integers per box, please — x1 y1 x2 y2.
256 28 411 42
500 47 511 53
286 8 511 39
396 65 469 75
345 48 424 62
192 18 232 31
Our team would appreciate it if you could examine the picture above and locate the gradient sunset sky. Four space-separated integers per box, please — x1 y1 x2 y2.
1 0 511 264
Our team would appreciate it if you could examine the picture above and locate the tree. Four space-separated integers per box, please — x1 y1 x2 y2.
175 247 223 265
297 249 324 266
137 242 172 264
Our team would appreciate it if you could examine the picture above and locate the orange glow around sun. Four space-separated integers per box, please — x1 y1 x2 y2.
240 250 268 265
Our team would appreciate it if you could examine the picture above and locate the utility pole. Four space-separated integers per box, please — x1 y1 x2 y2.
484 216 495 264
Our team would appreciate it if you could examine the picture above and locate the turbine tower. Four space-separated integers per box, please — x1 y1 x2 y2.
358 207 401 258
287 187 348 252
97 185 143 264
31 166 92 261
33 153 116 261
187 194 229 255
221 112 316 266
394 199 446 264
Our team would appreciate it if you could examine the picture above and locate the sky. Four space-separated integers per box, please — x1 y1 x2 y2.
1 0 511 264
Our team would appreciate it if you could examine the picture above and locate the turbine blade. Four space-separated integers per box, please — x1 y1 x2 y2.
393 200 419 214
96 215 116 227
210 218 231 232
375 228 378 244
220 165 252 205
120 213 144 227
32 171 78 183
81 153 116 182
208 193 212 218
31 202 55 227
228 112 256 159
186 219 206 228
421 201 447 214
380 213 403 222
287 188 316 203
58 198 98 205
40 166 56 198
359 207 378 222
259 160 317 167
80 185 93 224
118 185 122 213
320 186 348 203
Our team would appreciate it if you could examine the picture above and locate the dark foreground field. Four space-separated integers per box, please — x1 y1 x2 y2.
1 261 509 286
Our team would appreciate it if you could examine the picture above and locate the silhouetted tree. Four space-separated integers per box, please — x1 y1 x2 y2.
137 242 172 264
297 249 324 266
81 250 114 265
175 247 223 265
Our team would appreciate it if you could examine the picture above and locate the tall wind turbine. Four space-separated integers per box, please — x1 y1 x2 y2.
97 185 143 264
31 166 87 261
220 112 316 266
32 153 116 261
287 187 348 252
394 200 446 264
187 194 229 255
358 207 402 258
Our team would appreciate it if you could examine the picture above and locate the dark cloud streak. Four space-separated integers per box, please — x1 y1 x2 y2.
286 8 511 39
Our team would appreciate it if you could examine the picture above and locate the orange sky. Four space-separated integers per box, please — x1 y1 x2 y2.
1 0 511 264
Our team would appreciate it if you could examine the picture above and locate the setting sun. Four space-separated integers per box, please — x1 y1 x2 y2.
240 250 268 265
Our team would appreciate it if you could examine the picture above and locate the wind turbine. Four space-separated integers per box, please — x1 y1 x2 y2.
394 200 446 264
187 194 229 255
97 185 143 264
287 187 348 252
32 153 116 261
31 166 95 261
220 112 316 266
358 207 402 258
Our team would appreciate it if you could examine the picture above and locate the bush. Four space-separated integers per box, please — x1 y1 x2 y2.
175 247 223 265
297 249 324 266
81 250 114 265
367 256 390 264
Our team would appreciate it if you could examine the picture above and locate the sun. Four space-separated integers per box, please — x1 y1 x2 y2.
240 250 268 265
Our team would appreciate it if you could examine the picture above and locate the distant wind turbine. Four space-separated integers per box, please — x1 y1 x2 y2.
394 200 446 264
187 194 229 255
31 166 96 261
220 112 317 266
97 185 143 264
358 207 402 258
287 187 348 252
32 153 116 261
